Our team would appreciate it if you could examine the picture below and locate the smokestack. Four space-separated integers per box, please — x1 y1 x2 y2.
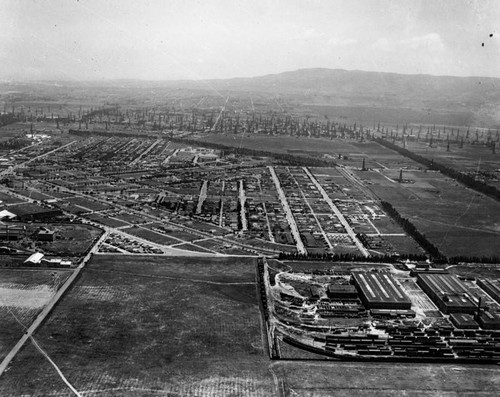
362 158 366 171
399 169 403 183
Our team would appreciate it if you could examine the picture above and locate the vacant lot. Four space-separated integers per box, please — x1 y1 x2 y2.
0 255 274 396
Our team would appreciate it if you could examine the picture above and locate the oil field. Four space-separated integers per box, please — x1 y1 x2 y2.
2 0 500 396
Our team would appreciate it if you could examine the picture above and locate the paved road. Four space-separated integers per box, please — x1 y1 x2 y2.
268 166 307 254
239 180 248 231
129 138 162 167
303 167 370 257
0 230 109 377
0 140 77 178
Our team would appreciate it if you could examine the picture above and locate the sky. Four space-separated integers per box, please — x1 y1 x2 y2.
1 0 499 81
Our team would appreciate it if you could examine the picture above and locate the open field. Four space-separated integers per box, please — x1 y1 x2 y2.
0 269 71 362
0 255 275 396
403 139 500 190
271 361 500 396
360 167 500 257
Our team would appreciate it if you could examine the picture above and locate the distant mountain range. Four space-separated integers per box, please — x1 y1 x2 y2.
2 68 500 127
169 68 500 126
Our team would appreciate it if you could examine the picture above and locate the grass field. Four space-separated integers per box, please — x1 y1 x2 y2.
0 255 275 396
271 361 500 396
362 167 500 257
0 269 71 362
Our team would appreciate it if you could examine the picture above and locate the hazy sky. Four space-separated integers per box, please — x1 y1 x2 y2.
1 0 499 81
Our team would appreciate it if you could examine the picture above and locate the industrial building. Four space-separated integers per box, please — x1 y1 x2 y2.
7 203 63 222
477 311 500 330
327 284 358 300
352 272 412 310
417 273 477 314
477 279 500 305
449 313 479 329
0 224 25 240
37 229 55 241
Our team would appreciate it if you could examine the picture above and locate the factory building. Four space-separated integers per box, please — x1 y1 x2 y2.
449 313 479 329
352 272 412 310
417 273 477 314
327 284 358 300
477 311 500 330
8 203 63 222
477 279 500 305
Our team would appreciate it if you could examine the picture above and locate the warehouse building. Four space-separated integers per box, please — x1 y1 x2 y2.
327 284 358 300
449 313 479 329
417 273 477 314
352 272 412 310
37 229 55 241
8 203 63 222
477 279 500 305
477 311 500 330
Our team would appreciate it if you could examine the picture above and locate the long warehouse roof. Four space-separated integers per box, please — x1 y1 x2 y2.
352 272 411 305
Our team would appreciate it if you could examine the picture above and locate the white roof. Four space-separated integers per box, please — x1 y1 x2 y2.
25 252 44 264
0 209 16 219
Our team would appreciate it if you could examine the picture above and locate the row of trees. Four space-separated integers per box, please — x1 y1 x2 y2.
169 136 338 167
380 201 443 259
277 251 429 262
68 129 338 168
277 249 500 265
376 137 500 202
